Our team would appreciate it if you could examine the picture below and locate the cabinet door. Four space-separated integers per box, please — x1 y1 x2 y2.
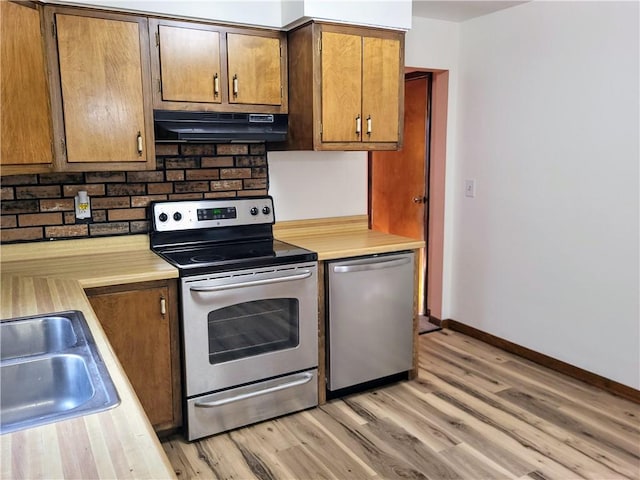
362 36 401 143
227 33 282 106
88 285 175 428
320 31 362 143
158 25 221 103
55 13 149 164
0 1 53 172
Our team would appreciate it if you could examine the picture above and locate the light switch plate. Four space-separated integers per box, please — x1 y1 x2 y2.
464 179 476 198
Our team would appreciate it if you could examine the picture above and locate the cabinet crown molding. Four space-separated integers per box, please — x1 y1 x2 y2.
41 0 412 31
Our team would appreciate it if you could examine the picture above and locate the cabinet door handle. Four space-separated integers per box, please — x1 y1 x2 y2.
355 115 361 135
160 296 166 316
213 73 219 97
233 74 238 97
366 115 372 136
136 131 143 156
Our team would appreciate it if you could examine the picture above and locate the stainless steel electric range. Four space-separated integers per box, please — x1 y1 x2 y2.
149 196 318 441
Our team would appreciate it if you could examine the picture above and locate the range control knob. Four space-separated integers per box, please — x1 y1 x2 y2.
158 212 168 222
262 206 271 215
173 212 182 221
250 207 259 216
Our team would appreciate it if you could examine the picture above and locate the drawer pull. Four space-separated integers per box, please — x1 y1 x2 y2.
195 372 313 408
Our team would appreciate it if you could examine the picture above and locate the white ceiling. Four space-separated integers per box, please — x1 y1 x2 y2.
412 0 528 22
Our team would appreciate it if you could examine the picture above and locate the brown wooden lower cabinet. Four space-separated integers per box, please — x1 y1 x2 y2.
86 279 181 433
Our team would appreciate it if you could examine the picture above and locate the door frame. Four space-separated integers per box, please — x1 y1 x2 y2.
368 67 449 321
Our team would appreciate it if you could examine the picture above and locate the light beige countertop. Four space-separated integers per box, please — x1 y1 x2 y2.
0 217 422 478
0 275 176 480
274 215 425 260
1 235 178 288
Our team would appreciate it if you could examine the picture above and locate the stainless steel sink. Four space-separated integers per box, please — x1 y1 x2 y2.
0 311 120 434
0 316 78 361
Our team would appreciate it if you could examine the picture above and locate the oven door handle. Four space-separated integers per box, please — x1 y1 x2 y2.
194 372 314 408
189 270 312 292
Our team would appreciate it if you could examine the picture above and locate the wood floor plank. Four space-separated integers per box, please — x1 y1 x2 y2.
161 330 640 480
277 411 378 480
317 401 432 480
497 387 640 473
438 442 518 480
352 389 461 452
428 332 640 429
418 370 635 479
228 426 297 480
342 396 464 479
429 330 512 364
423 367 640 479
394 383 538 477
419 346 511 393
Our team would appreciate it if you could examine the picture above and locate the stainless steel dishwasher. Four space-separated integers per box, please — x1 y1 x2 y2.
326 251 415 392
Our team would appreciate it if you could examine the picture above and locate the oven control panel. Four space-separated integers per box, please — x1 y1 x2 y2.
151 197 275 232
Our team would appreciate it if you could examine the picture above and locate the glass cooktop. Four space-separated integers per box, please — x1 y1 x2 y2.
154 239 317 276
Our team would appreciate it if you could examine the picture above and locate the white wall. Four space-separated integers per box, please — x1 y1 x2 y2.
268 151 368 221
293 0 412 30
452 1 639 388
49 0 411 30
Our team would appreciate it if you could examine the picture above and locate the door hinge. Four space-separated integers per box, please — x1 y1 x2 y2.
157 78 162 93
280 85 283 99
279 43 283 58
318 35 322 53
155 31 160 47
60 139 66 156
51 21 56 38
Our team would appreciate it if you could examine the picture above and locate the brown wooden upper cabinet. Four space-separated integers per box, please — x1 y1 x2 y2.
0 1 54 174
285 22 404 151
44 7 155 171
149 19 287 113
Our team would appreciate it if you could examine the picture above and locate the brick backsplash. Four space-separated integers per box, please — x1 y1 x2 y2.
0 143 268 243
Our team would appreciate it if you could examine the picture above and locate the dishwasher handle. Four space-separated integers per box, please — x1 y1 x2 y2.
332 256 411 274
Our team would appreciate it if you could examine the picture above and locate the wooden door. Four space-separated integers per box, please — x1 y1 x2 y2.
1 1 53 170
227 33 282 105
362 36 401 143
371 76 428 239
158 25 221 103
56 14 147 163
370 76 429 311
88 286 174 427
321 31 362 143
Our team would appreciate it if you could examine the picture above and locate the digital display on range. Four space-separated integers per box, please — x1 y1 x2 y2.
197 207 237 221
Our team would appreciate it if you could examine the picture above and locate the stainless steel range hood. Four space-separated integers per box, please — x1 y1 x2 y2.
154 110 287 143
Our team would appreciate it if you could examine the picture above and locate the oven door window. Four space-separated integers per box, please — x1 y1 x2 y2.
207 298 299 364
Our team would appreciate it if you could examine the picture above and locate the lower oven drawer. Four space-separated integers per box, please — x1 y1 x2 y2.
186 369 318 441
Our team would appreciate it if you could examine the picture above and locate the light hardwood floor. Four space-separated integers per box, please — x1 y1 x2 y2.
162 329 640 479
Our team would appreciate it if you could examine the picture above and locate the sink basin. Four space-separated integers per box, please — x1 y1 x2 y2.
0 316 77 361
0 311 120 434
1 355 95 426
